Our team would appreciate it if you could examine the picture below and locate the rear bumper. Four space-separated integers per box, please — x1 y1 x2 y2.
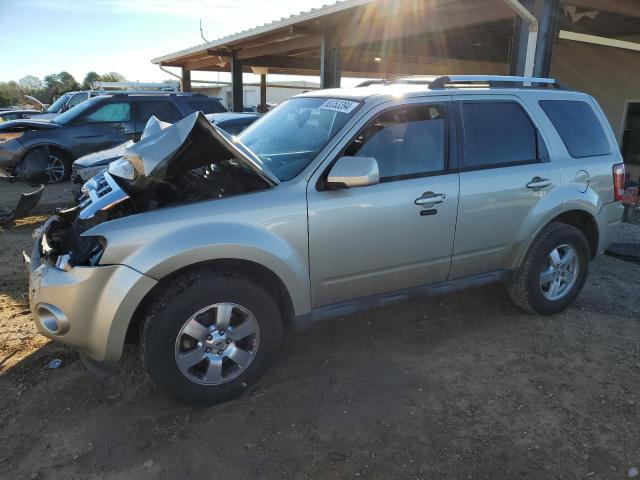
596 201 624 254
28 225 157 362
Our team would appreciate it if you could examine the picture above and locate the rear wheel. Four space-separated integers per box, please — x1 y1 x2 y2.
507 223 590 315
141 271 283 406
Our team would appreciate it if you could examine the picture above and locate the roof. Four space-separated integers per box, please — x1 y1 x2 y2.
151 0 372 65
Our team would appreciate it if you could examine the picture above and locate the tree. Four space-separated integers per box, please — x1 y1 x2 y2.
100 72 126 82
0 81 23 106
18 75 43 91
58 71 80 91
0 89 11 108
83 71 101 90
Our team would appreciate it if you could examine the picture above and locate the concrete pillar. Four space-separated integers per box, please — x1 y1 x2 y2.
320 27 341 89
260 73 267 113
231 53 243 112
181 67 191 92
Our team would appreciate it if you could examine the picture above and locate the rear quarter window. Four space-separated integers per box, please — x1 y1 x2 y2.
539 100 610 158
187 99 227 114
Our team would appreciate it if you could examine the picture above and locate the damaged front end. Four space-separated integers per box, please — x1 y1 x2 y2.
36 112 277 269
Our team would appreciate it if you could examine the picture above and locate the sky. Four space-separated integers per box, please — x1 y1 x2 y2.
0 0 337 85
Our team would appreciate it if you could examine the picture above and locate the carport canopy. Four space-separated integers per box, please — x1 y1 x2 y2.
151 0 640 111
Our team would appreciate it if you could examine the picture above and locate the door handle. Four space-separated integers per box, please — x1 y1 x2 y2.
526 177 552 189
415 191 446 206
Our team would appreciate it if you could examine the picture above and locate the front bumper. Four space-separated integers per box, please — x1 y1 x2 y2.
28 220 157 362
596 201 624 254
0 139 24 169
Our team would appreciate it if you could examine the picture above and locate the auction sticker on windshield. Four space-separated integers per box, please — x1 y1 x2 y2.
319 99 359 114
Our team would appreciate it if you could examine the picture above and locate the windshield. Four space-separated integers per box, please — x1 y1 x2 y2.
53 97 102 125
46 93 72 113
238 97 361 181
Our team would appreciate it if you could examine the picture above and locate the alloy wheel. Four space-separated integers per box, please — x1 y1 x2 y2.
174 302 260 385
539 244 579 301
46 154 66 183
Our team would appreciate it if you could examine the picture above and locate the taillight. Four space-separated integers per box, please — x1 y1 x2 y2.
613 163 625 201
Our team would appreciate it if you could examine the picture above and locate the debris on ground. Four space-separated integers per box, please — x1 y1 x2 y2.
46 358 62 369
0 184 44 225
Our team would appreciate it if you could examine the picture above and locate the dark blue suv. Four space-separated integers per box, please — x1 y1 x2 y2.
0 93 227 183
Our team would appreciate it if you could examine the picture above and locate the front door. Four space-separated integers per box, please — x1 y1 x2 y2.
449 95 562 279
307 99 460 308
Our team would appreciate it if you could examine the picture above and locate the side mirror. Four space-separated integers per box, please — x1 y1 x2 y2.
326 156 379 189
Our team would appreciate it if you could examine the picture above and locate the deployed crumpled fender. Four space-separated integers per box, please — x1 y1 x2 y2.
0 184 44 225
109 111 279 185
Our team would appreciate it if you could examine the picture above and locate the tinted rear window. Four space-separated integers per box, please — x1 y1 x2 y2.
539 100 610 158
461 102 538 168
188 100 227 114
136 100 182 122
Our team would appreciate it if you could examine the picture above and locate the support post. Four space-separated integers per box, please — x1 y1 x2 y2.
532 0 561 77
181 67 191 92
507 0 560 78
260 73 267 113
509 0 534 75
320 27 341 89
231 53 243 112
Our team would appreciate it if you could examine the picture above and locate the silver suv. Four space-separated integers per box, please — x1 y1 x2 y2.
28 76 625 405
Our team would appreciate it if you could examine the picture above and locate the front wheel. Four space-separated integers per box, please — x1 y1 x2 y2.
141 272 283 406
507 223 590 315
18 147 72 184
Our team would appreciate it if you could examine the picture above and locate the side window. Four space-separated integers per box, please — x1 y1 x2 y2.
539 100 610 158
461 101 540 169
136 101 182 123
344 104 447 180
67 93 87 109
84 102 131 123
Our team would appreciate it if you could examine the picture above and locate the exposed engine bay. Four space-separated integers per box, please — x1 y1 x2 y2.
36 112 275 269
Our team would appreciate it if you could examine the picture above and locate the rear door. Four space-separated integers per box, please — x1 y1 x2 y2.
307 97 460 307
449 94 562 279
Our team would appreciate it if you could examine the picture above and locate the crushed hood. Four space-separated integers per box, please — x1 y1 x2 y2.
117 111 279 185
0 119 58 131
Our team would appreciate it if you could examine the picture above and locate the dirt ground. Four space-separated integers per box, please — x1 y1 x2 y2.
1 181 640 480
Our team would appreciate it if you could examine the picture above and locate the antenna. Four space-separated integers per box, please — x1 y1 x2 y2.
199 19 210 43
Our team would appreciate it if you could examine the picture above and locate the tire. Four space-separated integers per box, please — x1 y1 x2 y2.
141 270 283 406
18 146 72 184
507 222 590 316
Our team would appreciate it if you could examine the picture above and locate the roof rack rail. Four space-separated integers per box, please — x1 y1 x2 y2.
92 81 180 92
427 75 566 90
356 79 393 87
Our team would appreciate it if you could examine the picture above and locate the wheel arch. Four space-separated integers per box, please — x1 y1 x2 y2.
125 258 296 346
19 142 75 163
517 208 599 269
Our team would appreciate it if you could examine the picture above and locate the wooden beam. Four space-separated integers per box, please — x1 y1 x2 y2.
569 0 640 18
185 56 230 70
260 74 267 113
235 35 321 60
181 67 191 92
559 30 640 51
247 55 319 70
231 53 243 112
321 26 341 88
